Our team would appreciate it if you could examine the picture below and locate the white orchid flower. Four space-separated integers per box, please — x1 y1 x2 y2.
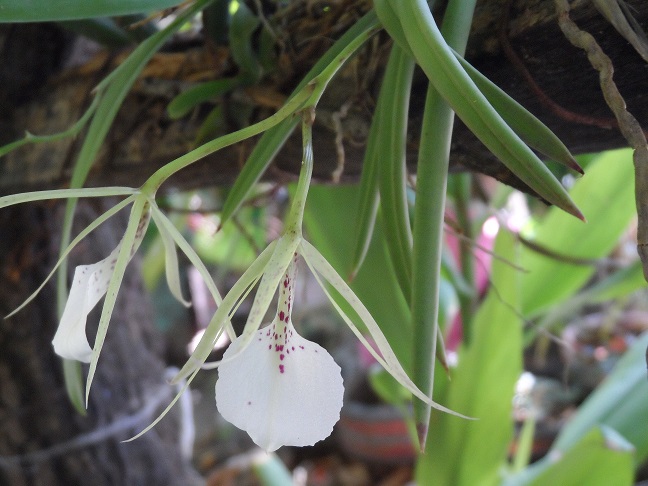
216 255 344 451
0 187 232 404
151 112 468 450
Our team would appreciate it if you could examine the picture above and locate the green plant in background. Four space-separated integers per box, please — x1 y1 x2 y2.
0 0 647 484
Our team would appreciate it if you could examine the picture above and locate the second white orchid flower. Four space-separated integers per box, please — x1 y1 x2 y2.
0 187 232 404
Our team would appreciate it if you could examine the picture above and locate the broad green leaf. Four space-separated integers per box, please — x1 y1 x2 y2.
504 427 634 486
418 230 522 486
527 260 646 345
0 0 185 22
551 331 648 465
521 149 636 318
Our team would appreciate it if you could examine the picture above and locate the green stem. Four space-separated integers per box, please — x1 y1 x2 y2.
284 109 315 233
409 0 477 450
142 87 313 194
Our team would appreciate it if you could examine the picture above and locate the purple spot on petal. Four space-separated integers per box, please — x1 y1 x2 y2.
280 354 285 360
279 364 285 374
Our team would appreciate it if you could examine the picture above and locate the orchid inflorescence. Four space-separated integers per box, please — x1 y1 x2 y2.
0 108 463 451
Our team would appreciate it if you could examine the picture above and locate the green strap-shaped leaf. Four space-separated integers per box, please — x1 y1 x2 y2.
349 106 381 279
219 11 380 225
454 52 582 174
0 0 185 22
410 0 477 449
376 45 415 302
377 0 582 219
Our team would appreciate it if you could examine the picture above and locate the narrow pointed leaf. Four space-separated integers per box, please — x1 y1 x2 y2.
454 52 582 174
349 103 381 278
167 78 242 119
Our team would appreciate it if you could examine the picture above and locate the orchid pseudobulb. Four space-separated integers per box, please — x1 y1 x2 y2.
216 256 344 451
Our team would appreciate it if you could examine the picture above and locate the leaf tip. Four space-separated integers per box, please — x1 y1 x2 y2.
570 158 585 175
416 421 428 452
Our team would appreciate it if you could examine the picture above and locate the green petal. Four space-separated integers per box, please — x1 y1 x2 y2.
85 196 150 405
0 187 137 209
150 207 191 308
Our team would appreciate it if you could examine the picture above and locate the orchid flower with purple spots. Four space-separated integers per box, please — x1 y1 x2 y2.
216 255 344 451
157 110 467 451
0 187 232 404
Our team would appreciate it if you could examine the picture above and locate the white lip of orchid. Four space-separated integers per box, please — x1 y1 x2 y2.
52 200 152 363
215 257 344 451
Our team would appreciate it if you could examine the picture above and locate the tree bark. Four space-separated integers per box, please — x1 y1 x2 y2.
0 201 200 485
0 0 646 197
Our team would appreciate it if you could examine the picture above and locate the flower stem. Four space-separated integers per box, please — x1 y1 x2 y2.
284 109 315 236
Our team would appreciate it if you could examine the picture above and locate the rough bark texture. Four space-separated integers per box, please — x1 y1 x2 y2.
0 0 646 197
0 201 200 485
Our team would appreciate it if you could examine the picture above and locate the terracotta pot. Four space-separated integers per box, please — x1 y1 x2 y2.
338 401 415 465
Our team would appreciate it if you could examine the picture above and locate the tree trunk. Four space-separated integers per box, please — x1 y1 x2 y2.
0 201 200 485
